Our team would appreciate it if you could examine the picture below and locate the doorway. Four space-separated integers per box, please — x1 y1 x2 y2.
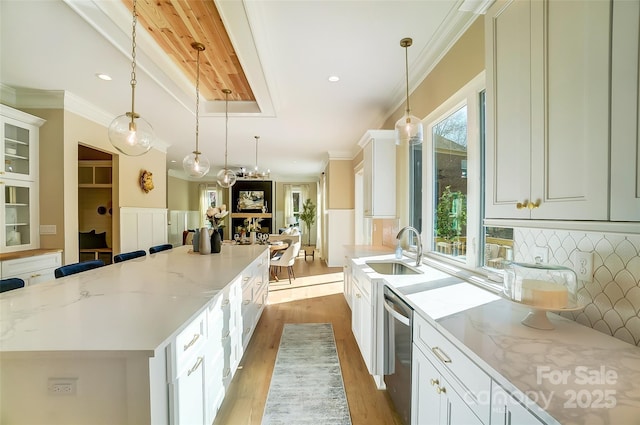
78 145 114 264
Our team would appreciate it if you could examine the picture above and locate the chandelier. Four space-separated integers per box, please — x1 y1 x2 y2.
246 136 270 179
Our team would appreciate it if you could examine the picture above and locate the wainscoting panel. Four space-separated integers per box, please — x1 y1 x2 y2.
514 228 640 346
120 207 168 253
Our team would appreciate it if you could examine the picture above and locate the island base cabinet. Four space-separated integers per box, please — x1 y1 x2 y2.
412 344 484 425
491 384 545 425
171 355 206 425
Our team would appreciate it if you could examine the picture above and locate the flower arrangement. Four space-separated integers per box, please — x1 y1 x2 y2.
206 204 228 230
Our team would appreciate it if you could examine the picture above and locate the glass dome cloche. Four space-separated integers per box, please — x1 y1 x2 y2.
503 261 583 330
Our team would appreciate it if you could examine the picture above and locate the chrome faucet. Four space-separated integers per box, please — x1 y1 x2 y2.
396 226 423 267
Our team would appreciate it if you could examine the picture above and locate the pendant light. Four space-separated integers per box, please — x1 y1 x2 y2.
248 136 270 179
216 89 237 188
182 42 211 178
108 0 155 156
394 37 423 145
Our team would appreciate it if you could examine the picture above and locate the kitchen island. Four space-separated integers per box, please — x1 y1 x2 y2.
0 244 270 425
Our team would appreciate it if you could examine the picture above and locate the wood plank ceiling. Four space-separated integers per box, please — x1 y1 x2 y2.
122 0 254 102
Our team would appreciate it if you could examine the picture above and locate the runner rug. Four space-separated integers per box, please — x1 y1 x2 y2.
261 323 352 425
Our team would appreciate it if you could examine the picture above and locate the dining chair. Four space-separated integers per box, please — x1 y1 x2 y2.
113 250 147 263
54 259 105 279
149 243 173 254
270 241 301 284
0 277 25 293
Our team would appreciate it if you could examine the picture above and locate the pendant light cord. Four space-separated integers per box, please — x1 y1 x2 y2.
130 0 138 121
194 46 200 155
223 89 231 169
254 136 259 171
404 43 410 114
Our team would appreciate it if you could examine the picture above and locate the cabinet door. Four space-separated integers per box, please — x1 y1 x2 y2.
611 0 640 221
1 114 37 181
174 355 205 425
485 0 533 219
343 260 352 309
530 0 609 220
2 179 37 252
491 384 544 425
412 345 441 425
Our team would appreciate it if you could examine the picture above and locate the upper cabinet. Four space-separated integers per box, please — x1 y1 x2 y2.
610 0 640 221
1 105 45 252
360 130 396 218
485 0 610 220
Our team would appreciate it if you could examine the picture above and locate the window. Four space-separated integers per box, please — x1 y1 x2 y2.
412 73 486 269
292 189 301 224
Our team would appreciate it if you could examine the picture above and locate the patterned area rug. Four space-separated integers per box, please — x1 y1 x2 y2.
262 323 352 425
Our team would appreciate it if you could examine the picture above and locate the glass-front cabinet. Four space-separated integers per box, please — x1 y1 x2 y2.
1 105 45 252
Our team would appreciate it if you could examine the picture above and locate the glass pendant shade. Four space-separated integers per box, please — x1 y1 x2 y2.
395 113 424 145
183 152 210 178
108 113 154 156
216 168 237 188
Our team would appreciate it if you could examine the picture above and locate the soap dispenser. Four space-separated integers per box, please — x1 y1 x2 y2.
395 243 403 259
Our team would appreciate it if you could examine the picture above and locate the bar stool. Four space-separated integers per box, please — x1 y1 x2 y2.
113 250 147 263
149 244 173 254
54 260 105 279
0 277 25 293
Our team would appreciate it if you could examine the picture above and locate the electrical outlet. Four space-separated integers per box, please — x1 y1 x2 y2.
573 251 593 282
48 378 77 396
533 246 549 263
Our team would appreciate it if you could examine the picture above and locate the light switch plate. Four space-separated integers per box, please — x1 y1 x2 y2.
40 225 57 235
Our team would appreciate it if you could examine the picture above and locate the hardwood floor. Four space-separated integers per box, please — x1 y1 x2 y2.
213 254 403 425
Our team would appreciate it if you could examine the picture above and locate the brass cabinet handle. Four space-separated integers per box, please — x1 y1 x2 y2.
430 378 439 386
528 199 541 209
30 273 41 278
183 333 200 351
436 385 446 394
432 346 452 364
187 356 203 376
516 200 529 210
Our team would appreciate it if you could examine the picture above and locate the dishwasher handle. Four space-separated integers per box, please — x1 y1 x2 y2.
383 298 411 326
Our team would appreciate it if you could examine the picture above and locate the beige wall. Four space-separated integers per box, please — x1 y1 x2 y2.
384 16 485 228
28 107 166 264
325 159 354 210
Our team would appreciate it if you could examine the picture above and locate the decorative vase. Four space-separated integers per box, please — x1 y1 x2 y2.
192 230 200 252
250 231 256 245
211 228 222 253
199 227 211 254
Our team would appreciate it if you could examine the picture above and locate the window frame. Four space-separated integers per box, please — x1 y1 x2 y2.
419 72 485 271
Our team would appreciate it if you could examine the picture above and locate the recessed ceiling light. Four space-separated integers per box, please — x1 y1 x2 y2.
96 73 112 81
328 75 340 83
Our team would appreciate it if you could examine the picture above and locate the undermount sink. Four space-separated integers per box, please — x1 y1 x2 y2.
366 261 422 275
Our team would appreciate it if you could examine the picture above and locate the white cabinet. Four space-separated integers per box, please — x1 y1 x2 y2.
412 314 491 424
359 130 396 218
610 0 640 221
491 384 545 425
485 0 610 220
412 344 484 425
240 251 269 348
1 105 45 252
343 257 353 309
351 267 373 373
0 251 61 285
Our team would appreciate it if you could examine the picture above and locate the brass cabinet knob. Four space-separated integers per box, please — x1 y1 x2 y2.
516 200 529 210
528 199 541 209
430 378 439 386
436 386 446 394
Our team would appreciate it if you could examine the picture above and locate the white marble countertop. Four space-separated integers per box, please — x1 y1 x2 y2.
351 253 640 425
0 245 268 355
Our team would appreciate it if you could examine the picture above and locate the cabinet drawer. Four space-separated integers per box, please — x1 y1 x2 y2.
1 253 61 277
175 310 207 375
413 315 491 422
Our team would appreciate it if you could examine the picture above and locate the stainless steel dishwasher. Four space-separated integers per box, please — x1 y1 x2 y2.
383 285 413 425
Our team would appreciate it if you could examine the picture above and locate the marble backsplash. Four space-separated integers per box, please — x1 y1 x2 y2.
513 228 640 347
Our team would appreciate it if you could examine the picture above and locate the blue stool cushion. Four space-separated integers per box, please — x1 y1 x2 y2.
149 244 173 254
0 277 25 293
113 250 147 263
54 260 105 279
